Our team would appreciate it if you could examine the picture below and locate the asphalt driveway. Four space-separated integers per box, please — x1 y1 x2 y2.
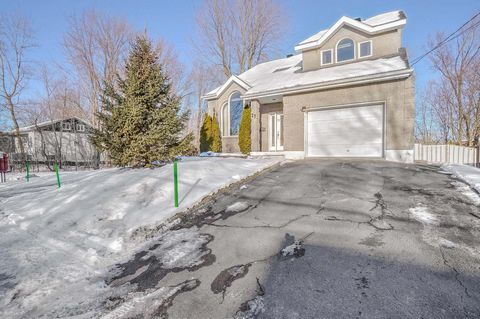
111 159 480 318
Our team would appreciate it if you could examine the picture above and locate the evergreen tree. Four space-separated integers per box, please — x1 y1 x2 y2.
199 114 212 152
211 113 222 152
238 105 251 154
91 36 192 167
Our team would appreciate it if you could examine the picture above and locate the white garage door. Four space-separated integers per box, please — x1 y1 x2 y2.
307 104 383 157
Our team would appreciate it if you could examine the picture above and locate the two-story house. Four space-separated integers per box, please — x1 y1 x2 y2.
203 10 415 162
2 117 97 166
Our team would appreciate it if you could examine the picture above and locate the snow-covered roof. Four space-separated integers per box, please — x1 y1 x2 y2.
16 117 92 133
295 10 406 52
205 54 411 100
203 10 410 101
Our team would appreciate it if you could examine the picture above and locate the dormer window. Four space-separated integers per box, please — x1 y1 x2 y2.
321 49 333 65
336 38 355 62
359 40 372 58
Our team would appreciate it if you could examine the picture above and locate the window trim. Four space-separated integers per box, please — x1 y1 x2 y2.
358 40 373 58
320 49 333 66
220 102 229 137
335 37 356 63
221 91 243 137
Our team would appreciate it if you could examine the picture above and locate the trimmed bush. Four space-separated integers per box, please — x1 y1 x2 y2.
238 105 251 154
199 114 212 152
211 114 222 152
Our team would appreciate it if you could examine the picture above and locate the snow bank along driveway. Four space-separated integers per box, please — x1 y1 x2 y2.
0 157 278 318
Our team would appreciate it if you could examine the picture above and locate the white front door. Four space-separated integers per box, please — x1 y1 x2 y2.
268 113 284 151
306 104 383 157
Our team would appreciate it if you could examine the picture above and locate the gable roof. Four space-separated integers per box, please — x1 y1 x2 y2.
295 10 406 52
203 75 251 100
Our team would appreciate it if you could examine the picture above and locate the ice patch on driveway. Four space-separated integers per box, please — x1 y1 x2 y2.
225 202 250 213
409 205 439 225
101 279 200 319
141 227 212 269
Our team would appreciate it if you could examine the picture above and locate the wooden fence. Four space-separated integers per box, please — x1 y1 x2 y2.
414 144 479 165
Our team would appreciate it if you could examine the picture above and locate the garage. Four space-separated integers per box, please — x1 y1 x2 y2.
306 103 384 157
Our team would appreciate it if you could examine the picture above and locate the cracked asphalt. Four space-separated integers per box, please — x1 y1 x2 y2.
118 159 480 318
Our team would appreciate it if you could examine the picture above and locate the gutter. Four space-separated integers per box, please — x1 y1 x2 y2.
242 68 413 101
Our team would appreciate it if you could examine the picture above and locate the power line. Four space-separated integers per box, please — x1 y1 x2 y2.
411 11 480 66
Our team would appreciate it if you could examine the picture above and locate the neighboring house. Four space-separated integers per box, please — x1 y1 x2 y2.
2 117 97 165
204 11 415 162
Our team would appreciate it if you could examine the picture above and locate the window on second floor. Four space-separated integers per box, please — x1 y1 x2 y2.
76 124 85 132
336 38 355 62
359 40 372 58
62 122 71 131
321 49 333 65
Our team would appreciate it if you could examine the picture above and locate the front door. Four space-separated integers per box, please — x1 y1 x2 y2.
268 113 284 151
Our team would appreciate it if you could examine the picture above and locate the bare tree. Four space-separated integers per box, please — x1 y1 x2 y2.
423 15 480 146
0 14 35 164
184 61 222 148
63 10 132 125
195 0 286 78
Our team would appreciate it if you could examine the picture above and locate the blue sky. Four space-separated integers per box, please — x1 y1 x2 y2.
0 0 479 101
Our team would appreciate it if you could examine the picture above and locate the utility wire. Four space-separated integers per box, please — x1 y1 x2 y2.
411 11 480 66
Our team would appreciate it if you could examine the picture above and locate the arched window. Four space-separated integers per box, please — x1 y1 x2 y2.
337 38 355 62
220 91 244 136
229 92 243 136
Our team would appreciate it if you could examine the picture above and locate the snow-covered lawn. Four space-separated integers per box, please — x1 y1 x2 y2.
442 164 480 205
0 157 279 318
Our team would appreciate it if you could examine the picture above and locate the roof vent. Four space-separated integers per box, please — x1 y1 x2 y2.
286 54 293 58
355 17 362 21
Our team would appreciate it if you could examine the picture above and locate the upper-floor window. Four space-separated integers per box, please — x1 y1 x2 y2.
76 124 85 132
221 91 243 137
336 38 355 62
321 49 333 65
62 122 72 131
359 40 372 58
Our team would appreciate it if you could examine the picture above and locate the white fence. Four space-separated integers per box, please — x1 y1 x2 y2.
414 144 478 165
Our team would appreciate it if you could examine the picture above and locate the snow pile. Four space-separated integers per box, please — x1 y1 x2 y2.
0 157 278 318
409 205 439 225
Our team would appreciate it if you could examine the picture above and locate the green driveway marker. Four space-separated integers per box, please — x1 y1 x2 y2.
55 163 61 188
174 159 179 207
26 161 30 182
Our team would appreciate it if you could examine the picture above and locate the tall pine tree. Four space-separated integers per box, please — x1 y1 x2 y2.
92 36 192 167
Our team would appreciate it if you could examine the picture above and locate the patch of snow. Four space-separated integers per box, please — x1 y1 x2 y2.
280 240 303 257
240 185 248 190
442 164 480 206
363 10 403 26
101 279 198 319
451 181 480 206
0 157 279 318
409 205 439 225
141 227 210 269
225 201 250 213
234 296 265 319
